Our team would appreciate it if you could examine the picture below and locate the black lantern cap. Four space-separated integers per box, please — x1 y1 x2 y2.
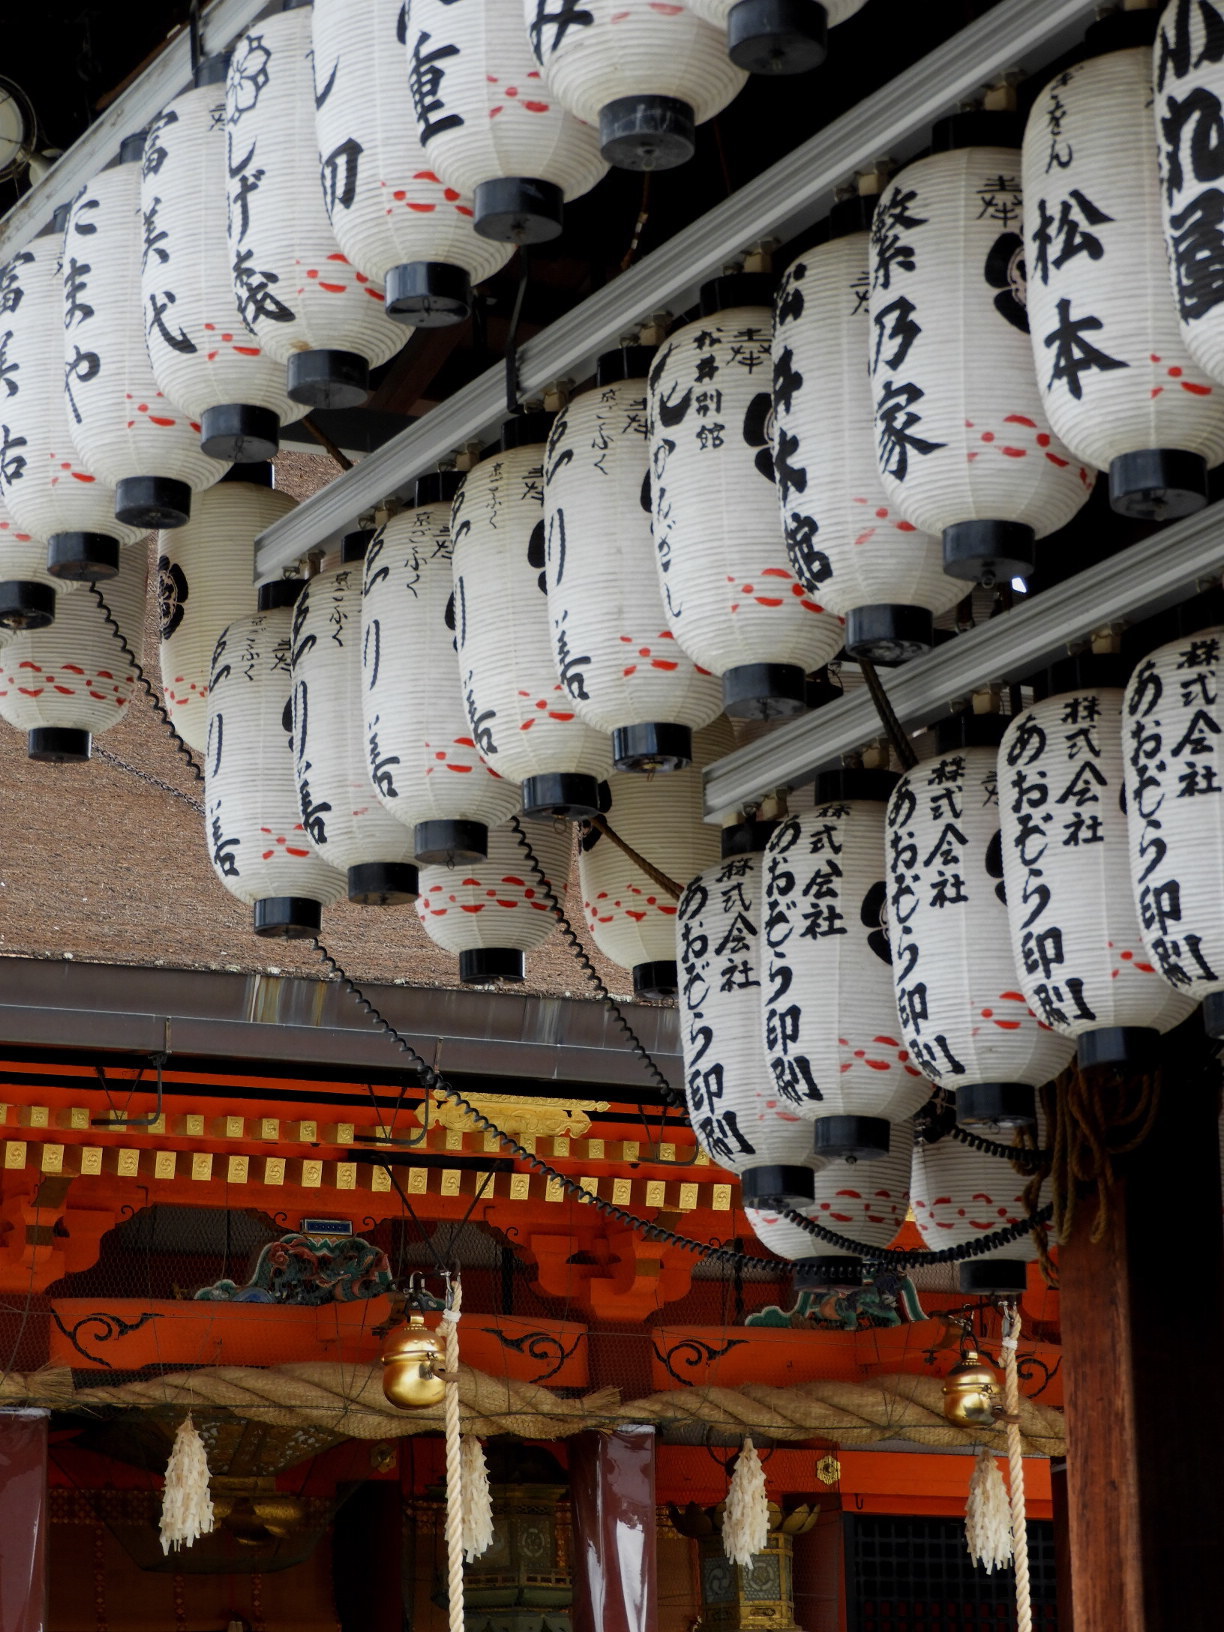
812 1114 891 1160
219 459 275 487
727 0 829 75
844 604 934 666
596 346 657 386
740 1165 816 1208
474 177 564 244
793 1256 864 1290
254 897 323 939
633 960 678 1000
943 519 1034 586
460 947 525 985
721 817 778 857
0 580 55 631
115 476 192 529
193 51 232 88
347 861 418 906
117 131 147 165
613 722 693 773
416 471 464 507
930 109 1024 152
1045 649 1130 695
257 578 306 611
1076 1026 1160 1070
385 260 472 327
500 411 554 451
1203 991 1224 1039
954 1082 1038 1134
521 771 604 820
813 767 899 803
200 404 281 463
28 727 90 763
341 530 376 564
1108 449 1208 521
286 350 370 411
415 819 489 867
934 709 1008 752
46 533 119 582
700 273 776 315
826 190 878 239
958 1259 1029 1296
600 94 695 171
722 662 808 719
1083 6 1159 56
39 204 72 237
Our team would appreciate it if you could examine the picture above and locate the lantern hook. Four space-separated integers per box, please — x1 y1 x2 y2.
90 1020 170 1127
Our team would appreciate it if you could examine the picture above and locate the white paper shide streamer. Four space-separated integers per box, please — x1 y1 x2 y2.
965 1447 1013 1573
722 1437 769 1568
159 1414 215 1555
460 1437 494 1562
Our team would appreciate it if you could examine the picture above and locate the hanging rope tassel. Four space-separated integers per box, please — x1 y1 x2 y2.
1000 1306 1032 1632
722 1436 769 1568
158 1413 215 1554
441 1279 465 1632
461 1435 494 1561
964 1447 1012 1573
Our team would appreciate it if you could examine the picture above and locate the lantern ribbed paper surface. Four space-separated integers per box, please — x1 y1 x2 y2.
868 137 1093 587
999 672 1197 1068
225 8 407 410
744 1204 824 1261
0 486 76 631
159 475 295 752
416 819 571 983
312 0 511 325
140 70 304 462
581 716 732 999
452 424 612 819
406 0 608 242
0 541 143 761
362 490 520 866
291 561 419 904
649 284 843 719
544 356 723 771
761 778 932 1160
205 597 347 937
524 0 745 172
1124 623 1224 1037
805 1120 911 1255
65 151 230 529
910 1129 1040 1294
773 222 957 664
1023 33 1224 519
887 731 1074 1130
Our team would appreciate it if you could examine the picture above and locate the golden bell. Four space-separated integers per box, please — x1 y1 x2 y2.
381 1310 446 1409
942 1348 1001 1429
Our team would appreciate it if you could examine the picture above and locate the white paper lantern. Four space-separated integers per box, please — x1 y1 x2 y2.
684 0 866 77
868 116 1094 588
225 5 407 410
761 771 933 1160
140 60 305 462
1023 15 1224 518
452 415 612 819
290 539 420 905
911 1124 1042 1295
205 581 347 936
524 0 745 171
0 483 76 631
0 214 144 580
544 349 723 772
581 716 731 997
158 466 296 754
887 715 1074 1131
416 818 571 982
406 0 608 242
649 276 843 719
744 1204 825 1262
312 0 511 326
773 202 958 665
1123 617 1224 1038
0 541 144 761
998 658 1197 1069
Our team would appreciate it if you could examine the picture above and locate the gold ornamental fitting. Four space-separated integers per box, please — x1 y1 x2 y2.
942 1348 1002 1429
381 1310 446 1409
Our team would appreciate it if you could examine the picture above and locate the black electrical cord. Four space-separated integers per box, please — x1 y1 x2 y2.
947 1121 1050 1170
91 585 204 786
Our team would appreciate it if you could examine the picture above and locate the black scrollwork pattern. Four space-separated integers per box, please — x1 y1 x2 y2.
480 1325 585 1383
1016 1351 1061 1398
50 1307 163 1368
654 1334 747 1385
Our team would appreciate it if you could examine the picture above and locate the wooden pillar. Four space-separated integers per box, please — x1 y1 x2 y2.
1049 1459 1073 1632
0 1409 47 1632
332 1481 408 1632
569 1425 657 1632
1058 1038 1224 1632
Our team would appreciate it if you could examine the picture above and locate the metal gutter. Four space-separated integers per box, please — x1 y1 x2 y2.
253 0 1101 575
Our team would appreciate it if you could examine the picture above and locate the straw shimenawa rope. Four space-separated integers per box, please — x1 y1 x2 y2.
1000 1306 1032 1632
441 1282 464 1632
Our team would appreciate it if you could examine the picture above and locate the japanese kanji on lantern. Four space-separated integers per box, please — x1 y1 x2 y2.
911 1116 1043 1295
225 3 407 411
685 0 866 78
451 415 612 821
761 769 933 1161
867 110 1094 588
362 476 521 867
523 0 745 171
649 272 843 720
580 717 731 999
544 347 723 772
0 478 76 632
65 135 231 531
416 819 571 983
312 0 511 326
887 711 1074 1131
998 652 1197 1069
0 541 144 762
140 56 305 462
205 580 347 938
291 535 420 906
158 464 296 755
1123 611 1224 1039
1023 11 1224 519
773 191 958 665
405 0 608 243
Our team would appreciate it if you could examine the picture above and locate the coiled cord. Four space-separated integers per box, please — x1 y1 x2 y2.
91 584 204 786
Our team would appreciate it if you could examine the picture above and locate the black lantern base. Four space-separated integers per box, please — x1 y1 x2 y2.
385 260 472 326
415 819 489 866
958 1258 1028 1296
200 403 281 462
347 861 418 906
722 662 808 719
1077 1025 1159 1069
942 519 1035 586
740 1164 816 1207
794 1255 863 1290
46 532 120 582
727 0 829 74
844 603 934 665
721 818 777 857
257 579 306 612
955 1081 1038 1133
1204 990 1224 1039
28 726 90 763
286 349 370 410
813 1115 890 1160
474 177 564 244
612 721 693 772
115 476 192 529
634 960 678 1000
813 767 899 803
1108 448 1209 520
460 947 525 985
521 772 603 820
0 580 55 630
599 95 695 171
253 897 323 939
